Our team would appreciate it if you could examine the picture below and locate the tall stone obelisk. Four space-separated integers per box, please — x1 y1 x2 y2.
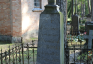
36 0 64 64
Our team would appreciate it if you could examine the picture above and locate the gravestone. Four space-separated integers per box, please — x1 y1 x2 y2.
83 30 93 49
83 22 93 50
85 21 91 32
86 22 93 35
71 14 80 35
71 0 79 35
36 0 64 64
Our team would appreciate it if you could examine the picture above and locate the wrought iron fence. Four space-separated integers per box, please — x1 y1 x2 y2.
65 29 93 64
0 40 37 64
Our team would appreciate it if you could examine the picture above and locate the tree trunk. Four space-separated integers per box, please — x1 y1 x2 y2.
82 2 85 20
88 0 91 14
81 1 83 20
56 0 67 64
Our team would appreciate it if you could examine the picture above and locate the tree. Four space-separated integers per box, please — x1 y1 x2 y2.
56 0 67 64
87 0 91 14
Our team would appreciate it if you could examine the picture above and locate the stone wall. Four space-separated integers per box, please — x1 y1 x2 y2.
21 0 48 41
0 0 48 42
0 0 11 35
11 0 22 37
0 0 22 43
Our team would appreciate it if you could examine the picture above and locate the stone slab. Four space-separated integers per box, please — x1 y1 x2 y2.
36 13 64 64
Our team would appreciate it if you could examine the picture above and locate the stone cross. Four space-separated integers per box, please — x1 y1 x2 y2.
83 30 93 49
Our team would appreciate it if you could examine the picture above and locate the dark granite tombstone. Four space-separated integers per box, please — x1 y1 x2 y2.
71 13 80 35
85 21 91 32
36 0 64 64
71 0 79 35
86 22 93 35
83 30 93 49
83 22 93 49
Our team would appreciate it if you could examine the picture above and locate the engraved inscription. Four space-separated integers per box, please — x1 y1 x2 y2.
42 33 58 36
41 57 59 62
46 45 60 50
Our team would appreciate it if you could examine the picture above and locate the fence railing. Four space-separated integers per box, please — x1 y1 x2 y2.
0 40 37 64
65 30 93 64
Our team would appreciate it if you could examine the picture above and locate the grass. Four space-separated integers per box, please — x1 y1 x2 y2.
0 44 37 64
0 42 15 53
0 39 38 64
0 49 37 64
30 38 38 40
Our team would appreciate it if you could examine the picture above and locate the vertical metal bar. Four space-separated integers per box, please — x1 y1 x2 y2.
87 43 88 64
5 51 7 64
71 34 72 45
9 46 10 64
27 43 29 64
32 40 35 64
21 37 23 43
80 41 81 64
12 48 15 64
22 43 24 64
76 29 77 45
74 46 75 64
1 48 2 64
16 45 17 64
67 44 69 64
19 46 21 64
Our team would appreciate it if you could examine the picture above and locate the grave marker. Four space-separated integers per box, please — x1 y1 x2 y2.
36 0 64 64
71 0 80 35
83 30 93 49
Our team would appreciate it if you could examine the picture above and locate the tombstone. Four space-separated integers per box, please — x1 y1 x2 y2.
71 13 80 35
36 0 64 64
83 30 93 49
86 22 93 35
85 21 91 32
71 0 80 35
83 22 93 49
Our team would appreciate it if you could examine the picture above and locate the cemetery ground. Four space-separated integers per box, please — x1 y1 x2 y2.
0 36 92 64
0 37 38 52
67 34 93 64
0 35 92 64
0 38 38 64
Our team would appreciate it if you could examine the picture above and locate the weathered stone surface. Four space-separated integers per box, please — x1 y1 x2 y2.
83 30 93 49
37 13 64 64
85 21 91 32
36 1 64 64
86 22 93 35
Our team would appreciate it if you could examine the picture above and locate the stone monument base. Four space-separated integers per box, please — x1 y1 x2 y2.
0 35 22 43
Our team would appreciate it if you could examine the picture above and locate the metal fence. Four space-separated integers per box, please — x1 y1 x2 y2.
65 29 93 64
0 40 37 64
